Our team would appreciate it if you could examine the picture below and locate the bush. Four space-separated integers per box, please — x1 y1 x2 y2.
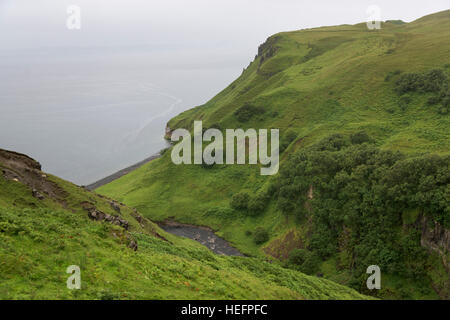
230 192 250 210
395 69 448 94
288 249 308 266
350 131 371 145
421 69 448 92
395 73 424 94
247 192 268 216
288 249 321 275
253 227 269 244
234 104 265 122
280 129 298 152
204 206 235 218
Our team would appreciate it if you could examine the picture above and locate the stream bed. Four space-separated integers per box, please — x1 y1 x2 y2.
158 222 244 257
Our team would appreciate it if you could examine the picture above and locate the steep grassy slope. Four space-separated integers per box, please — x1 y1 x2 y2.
0 149 368 300
98 11 450 299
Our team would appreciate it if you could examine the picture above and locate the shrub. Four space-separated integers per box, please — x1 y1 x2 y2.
234 104 265 122
204 206 235 218
230 192 250 210
421 69 448 92
288 249 308 266
288 249 321 275
395 73 423 94
395 69 448 94
280 129 298 152
350 131 371 145
253 227 269 244
314 133 348 151
247 192 268 216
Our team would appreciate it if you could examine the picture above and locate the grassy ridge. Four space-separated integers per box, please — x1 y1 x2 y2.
98 11 450 299
0 155 368 299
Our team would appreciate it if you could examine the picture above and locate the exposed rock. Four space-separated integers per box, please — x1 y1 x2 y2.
0 148 67 203
165 125 173 140
134 213 143 223
128 240 138 251
0 149 41 171
86 207 129 230
32 189 45 200
419 215 449 270
110 201 121 213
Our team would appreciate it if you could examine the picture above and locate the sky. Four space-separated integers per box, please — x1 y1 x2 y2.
1 0 449 53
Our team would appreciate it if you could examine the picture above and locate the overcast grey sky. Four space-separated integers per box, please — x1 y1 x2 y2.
1 0 449 52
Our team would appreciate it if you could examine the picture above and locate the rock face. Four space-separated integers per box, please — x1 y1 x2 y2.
419 216 450 270
110 201 121 213
0 149 41 171
165 125 173 140
32 189 45 200
86 207 129 230
0 148 67 203
128 240 138 251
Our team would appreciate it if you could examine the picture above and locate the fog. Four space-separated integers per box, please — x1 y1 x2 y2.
0 0 448 184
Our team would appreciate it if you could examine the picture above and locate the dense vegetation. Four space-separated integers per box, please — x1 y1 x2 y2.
273 134 449 298
394 69 449 115
0 156 368 300
99 10 450 299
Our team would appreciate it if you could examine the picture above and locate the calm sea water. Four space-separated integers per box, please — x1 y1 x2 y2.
0 46 241 185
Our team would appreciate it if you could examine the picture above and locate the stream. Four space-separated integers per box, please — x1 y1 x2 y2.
158 221 244 257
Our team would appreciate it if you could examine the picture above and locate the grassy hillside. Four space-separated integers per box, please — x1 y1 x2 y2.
98 11 450 299
0 149 368 300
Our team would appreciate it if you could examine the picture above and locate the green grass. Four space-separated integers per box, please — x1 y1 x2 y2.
0 165 369 299
98 11 450 299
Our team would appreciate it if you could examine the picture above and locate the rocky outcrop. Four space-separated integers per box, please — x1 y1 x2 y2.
86 207 129 230
165 125 173 140
0 148 67 203
419 216 449 270
32 189 45 200
109 201 121 213
0 149 41 171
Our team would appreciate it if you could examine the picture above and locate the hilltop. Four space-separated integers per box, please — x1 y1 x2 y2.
98 11 450 299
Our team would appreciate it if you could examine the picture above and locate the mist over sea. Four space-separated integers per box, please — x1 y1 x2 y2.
4 1 441 185
0 46 242 185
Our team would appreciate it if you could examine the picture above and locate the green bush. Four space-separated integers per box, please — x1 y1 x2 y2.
288 249 308 266
247 192 269 216
395 69 448 94
288 249 321 275
350 131 371 145
253 227 269 244
234 103 265 122
395 72 424 94
230 192 250 210
280 129 298 152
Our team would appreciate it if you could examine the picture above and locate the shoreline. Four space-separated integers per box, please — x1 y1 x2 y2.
85 152 163 190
